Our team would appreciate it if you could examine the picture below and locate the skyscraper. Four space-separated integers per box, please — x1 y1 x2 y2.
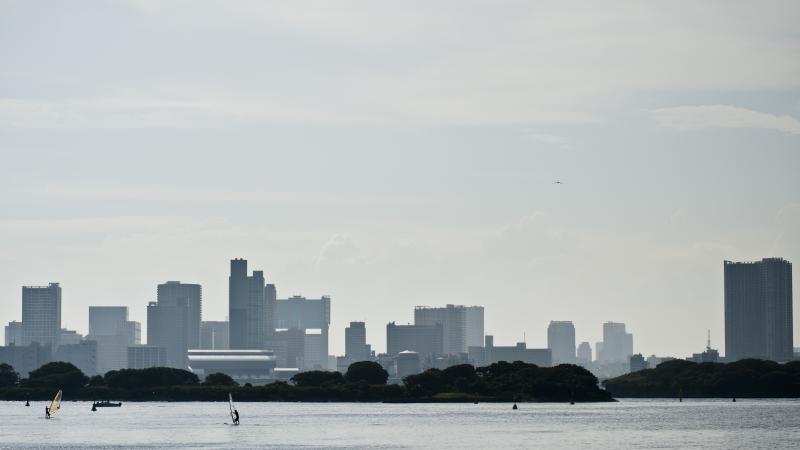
547 321 576 364
200 321 229 350
229 259 271 349
386 322 444 357
87 306 140 373
412 305 485 355
724 258 793 361
4 321 22 346
274 295 331 369
465 306 485 348
345 321 370 361
599 322 633 363
157 281 202 349
21 283 61 351
576 341 592 366
147 299 188 369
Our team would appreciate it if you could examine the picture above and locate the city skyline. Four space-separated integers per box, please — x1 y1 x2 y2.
1 255 793 360
2 2 799 359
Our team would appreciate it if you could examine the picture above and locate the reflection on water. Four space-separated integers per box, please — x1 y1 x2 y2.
1 399 798 449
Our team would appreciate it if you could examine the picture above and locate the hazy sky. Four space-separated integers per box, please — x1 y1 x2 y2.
2 1 799 357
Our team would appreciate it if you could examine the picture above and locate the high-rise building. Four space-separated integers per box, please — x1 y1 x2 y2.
598 322 633 363
629 353 647 372
414 304 481 355
483 336 552 367
724 258 793 362
395 350 421 378
4 321 22 346
465 306 485 349
59 328 83 346
345 322 371 361
0 342 52 377
274 295 331 367
386 322 443 357
157 281 202 349
547 321 576 364
229 259 271 349
576 341 592 365
54 340 97 375
200 321 229 350
87 306 140 374
21 283 61 351
147 300 188 369
127 345 167 369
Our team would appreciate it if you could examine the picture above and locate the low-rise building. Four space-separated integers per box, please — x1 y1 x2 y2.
187 349 277 385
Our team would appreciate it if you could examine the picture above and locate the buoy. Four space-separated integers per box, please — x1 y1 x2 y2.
25 399 30 407
91 402 97 412
732 398 736 403
512 403 518 410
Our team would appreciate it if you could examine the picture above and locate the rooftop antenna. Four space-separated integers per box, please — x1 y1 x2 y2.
706 329 711 351
523 332 526 343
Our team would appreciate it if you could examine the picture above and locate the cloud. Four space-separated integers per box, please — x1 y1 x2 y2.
651 105 800 135
313 234 363 266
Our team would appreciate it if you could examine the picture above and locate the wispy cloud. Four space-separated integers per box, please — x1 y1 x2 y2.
651 105 800 135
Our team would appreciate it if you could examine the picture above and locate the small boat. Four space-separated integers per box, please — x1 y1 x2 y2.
93 401 122 408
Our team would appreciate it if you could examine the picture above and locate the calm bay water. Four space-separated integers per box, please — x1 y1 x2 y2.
0 399 798 449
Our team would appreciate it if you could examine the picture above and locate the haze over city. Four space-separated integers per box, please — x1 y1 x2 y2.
2 1 799 359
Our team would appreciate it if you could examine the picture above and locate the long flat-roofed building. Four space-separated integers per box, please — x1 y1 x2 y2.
188 349 276 385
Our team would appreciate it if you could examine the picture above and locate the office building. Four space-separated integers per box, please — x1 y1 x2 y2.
4 321 22 346
725 258 793 361
128 345 167 369
147 299 188 369
0 343 52 377
629 353 647 372
21 283 61 351
465 306 485 348
274 295 331 366
414 304 472 355
386 322 444 357
483 336 552 367
200 321 229 350
229 259 272 349
59 328 83 346
270 328 305 368
345 322 371 361
54 340 97 375
576 341 592 366
157 281 202 349
87 306 140 374
547 321 576 364
598 322 633 363
395 350 421 379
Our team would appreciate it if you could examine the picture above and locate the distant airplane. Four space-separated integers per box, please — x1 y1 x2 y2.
554 181 563 184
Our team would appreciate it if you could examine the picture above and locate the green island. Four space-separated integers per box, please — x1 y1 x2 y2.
0 360 613 403
603 359 800 398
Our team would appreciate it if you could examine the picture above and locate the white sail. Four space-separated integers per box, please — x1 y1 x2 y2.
49 390 62 416
228 393 235 423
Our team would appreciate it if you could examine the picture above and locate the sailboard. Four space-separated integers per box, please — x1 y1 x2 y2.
49 390 63 417
228 393 237 425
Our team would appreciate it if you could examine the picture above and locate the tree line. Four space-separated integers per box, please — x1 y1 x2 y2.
603 359 800 398
0 360 613 402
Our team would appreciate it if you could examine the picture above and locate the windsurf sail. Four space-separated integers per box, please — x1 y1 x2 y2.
228 393 236 423
49 390 62 416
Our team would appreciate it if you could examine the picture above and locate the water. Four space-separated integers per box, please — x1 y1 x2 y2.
1 399 798 449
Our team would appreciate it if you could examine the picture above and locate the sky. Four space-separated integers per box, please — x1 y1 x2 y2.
1 0 799 357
